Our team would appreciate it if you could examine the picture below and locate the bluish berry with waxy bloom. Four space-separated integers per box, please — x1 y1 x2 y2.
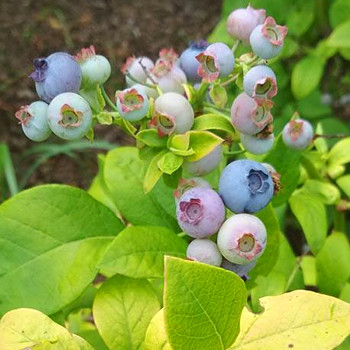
217 214 267 265
187 239 223 267
131 83 159 99
227 5 266 44
29 52 82 103
176 187 225 238
231 92 273 135
121 56 154 87
196 42 234 83
243 65 277 101
221 258 257 280
184 144 223 176
47 92 92 140
219 159 274 213
174 177 211 204
150 92 194 136
15 101 51 142
180 40 208 83
240 133 275 155
250 17 288 59
116 88 149 122
282 119 314 150
75 45 111 88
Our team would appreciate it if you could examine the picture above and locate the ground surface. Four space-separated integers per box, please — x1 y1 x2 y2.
0 0 221 189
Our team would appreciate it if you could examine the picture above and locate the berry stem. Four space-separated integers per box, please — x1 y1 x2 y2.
220 73 239 87
100 85 119 113
224 149 246 156
314 133 348 140
126 72 158 90
231 39 240 53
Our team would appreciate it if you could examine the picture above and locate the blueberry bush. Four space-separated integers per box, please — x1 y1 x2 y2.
1 1 350 349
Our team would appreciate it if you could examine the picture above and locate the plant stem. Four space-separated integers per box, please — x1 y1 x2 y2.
220 74 239 87
100 85 118 112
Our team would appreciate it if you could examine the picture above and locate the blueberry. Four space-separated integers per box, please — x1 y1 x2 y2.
187 239 223 266
221 258 257 280
218 159 274 213
75 45 111 88
116 87 149 122
231 92 273 135
176 187 226 238
217 214 267 265
174 177 211 204
282 119 314 150
122 56 154 86
131 83 159 99
226 5 266 44
29 52 82 103
47 92 92 140
243 65 277 101
180 41 208 83
184 145 223 176
240 133 275 155
151 92 194 136
196 42 234 83
250 17 288 60
15 101 51 142
151 64 187 95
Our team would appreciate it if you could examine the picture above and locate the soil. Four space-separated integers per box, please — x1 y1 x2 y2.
0 0 222 190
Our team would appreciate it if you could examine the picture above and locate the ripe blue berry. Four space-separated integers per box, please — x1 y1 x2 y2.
174 177 211 204
218 159 274 213
15 101 51 142
240 133 275 155
116 87 149 122
180 41 208 83
196 42 234 83
250 17 288 60
227 5 266 44
221 259 257 280
231 93 273 135
75 45 111 88
243 65 277 101
29 52 82 103
47 92 92 140
176 187 225 238
184 145 222 176
217 214 267 265
282 119 314 150
151 92 194 136
187 239 223 266
122 56 154 86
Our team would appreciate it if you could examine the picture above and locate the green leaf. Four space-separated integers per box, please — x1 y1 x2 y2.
95 111 115 125
300 256 317 287
0 185 123 316
144 309 172 350
98 226 187 278
230 290 350 349
316 232 350 297
337 175 350 198
93 275 160 350
328 20 350 48
264 136 302 207
185 131 224 162
291 55 325 100
192 113 235 134
330 0 350 28
328 137 350 167
289 193 327 254
164 256 247 350
143 150 167 193
158 152 183 175
137 129 168 148
0 308 90 350
286 1 315 37
340 283 350 303
300 179 341 205
209 85 228 109
297 90 332 119
80 86 106 114
280 37 299 59
103 147 179 231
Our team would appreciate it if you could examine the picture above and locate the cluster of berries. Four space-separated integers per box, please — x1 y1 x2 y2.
175 159 275 279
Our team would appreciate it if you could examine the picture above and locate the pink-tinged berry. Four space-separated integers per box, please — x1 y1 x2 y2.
47 92 92 140
240 133 275 155
243 65 277 101
15 101 51 142
217 214 267 265
184 145 223 176
196 42 234 83
227 5 266 44
231 92 273 135
150 92 194 136
116 87 149 122
121 56 154 86
176 187 226 238
174 177 211 204
250 17 288 60
187 239 223 267
282 119 314 150
221 259 257 280
157 48 179 65
75 45 111 88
